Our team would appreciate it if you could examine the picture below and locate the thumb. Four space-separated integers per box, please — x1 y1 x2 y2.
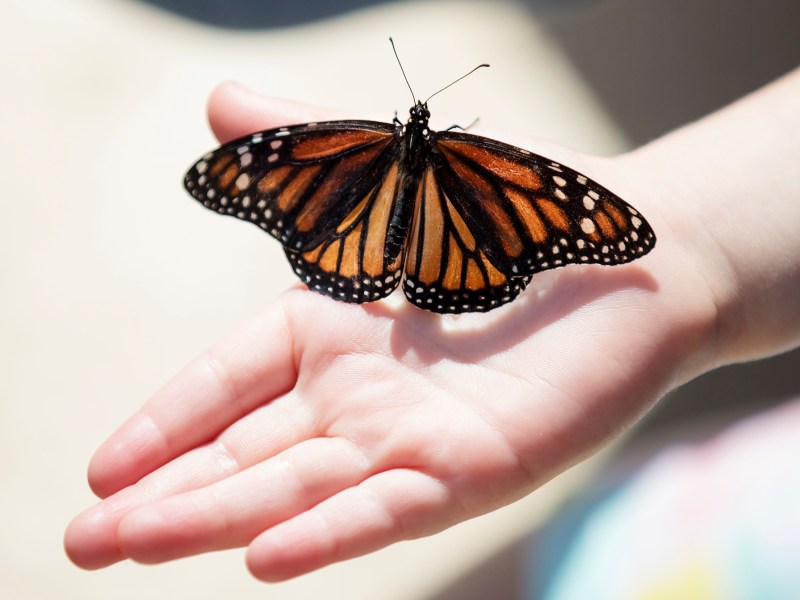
206 81 349 144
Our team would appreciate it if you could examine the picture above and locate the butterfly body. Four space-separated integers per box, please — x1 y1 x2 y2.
385 101 433 261
185 101 655 314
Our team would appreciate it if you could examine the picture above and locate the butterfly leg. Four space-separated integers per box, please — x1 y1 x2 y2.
444 116 480 132
393 111 403 127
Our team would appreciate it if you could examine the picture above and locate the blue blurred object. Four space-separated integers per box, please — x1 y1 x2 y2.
524 399 800 600
138 0 398 28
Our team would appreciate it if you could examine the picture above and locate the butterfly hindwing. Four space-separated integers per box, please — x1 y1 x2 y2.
286 161 406 303
430 131 656 278
402 167 532 313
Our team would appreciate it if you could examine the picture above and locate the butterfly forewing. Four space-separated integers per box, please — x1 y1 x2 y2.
184 121 397 252
431 131 656 278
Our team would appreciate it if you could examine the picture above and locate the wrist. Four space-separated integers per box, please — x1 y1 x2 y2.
598 150 726 383
612 69 800 369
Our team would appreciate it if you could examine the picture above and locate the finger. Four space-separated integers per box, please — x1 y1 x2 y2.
116 436 371 564
65 388 314 569
207 81 350 144
246 469 455 582
87 298 297 498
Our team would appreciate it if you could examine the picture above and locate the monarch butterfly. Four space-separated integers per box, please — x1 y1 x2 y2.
184 41 655 314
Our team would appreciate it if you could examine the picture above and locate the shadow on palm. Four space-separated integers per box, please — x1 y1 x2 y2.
355 263 660 366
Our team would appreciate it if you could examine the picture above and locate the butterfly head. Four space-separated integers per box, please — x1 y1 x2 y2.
408 101 430 126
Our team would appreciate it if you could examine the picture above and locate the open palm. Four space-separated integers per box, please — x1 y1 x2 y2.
65 82 719 581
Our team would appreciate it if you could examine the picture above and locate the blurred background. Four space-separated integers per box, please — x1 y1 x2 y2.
2 0 799 598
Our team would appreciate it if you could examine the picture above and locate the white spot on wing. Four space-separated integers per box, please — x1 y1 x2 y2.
236 173 250 189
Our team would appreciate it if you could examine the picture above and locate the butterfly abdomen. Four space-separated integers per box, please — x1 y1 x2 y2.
384 170 418 262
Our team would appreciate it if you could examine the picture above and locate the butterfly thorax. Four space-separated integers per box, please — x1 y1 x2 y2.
385 101 433 262
403 100 432 171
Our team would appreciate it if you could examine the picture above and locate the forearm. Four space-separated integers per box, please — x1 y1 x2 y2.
622 67 800 368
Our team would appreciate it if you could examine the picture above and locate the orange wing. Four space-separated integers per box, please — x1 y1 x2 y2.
403 167 531 313
185 121 411 302
285 161 406 303
430 131 656 278
398 131 656 313
184 121 397 253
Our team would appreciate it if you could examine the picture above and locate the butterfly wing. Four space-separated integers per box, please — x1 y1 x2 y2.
402 166 532 313
401 131 656 313
433 131 655 273
285 159 407 303
184 121 408 302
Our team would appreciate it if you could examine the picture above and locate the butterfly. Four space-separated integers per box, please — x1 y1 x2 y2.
184 42 655 314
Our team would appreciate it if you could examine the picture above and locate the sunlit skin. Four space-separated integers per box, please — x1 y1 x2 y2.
65 70 800 581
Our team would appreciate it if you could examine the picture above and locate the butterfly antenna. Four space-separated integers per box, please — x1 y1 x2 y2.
390 37 417 105
425 63 490 104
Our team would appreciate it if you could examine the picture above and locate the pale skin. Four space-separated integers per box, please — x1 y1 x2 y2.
64 68 800 581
